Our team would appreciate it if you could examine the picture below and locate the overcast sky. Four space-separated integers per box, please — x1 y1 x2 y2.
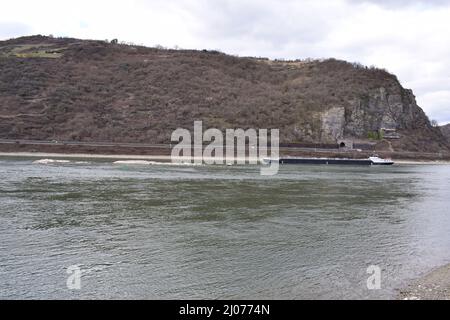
1 0 449 124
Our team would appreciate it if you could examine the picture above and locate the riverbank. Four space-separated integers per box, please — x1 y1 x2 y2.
2 140 450 162
398 263 450 300
0 151 174 161
1 151 450 165
0 152 257 164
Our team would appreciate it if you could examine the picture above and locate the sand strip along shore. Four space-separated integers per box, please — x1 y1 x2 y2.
0 152 261 164
394 160 450 165
1 151 450 165
1 152 450 165
0 152 175 161
398 263 450 300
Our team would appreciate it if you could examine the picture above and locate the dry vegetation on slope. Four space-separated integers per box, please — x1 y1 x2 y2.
0 35 448 152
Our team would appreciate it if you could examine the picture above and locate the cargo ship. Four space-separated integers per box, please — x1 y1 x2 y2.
263 156 394 166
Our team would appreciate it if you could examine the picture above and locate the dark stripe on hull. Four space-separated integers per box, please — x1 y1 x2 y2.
276 158 374 166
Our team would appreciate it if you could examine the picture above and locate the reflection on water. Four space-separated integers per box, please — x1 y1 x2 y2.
0 158 449 299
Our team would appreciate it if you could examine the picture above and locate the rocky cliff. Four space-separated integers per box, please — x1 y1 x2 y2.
441 124 450 142
0 35 448 152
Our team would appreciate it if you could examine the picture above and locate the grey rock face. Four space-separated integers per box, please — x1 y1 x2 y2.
321 107 345 141
441 124 450 142
344 87 408 138
324 87 431 142
289 85 436 145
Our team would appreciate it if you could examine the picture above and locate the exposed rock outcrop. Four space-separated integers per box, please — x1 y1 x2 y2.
441 124 450 142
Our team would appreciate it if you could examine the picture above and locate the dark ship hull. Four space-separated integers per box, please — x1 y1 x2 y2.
266 157 394 166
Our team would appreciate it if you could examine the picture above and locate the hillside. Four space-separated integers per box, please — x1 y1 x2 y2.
441 124 450 142
0 35 448 152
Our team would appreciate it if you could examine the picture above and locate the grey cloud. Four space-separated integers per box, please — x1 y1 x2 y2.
346 0 450 8
422 94 450 123
0 22 32 40
182 0 337 53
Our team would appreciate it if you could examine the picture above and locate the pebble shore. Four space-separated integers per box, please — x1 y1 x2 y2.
399 264 450 300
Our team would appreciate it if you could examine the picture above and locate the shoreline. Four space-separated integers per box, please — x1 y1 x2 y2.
0 152 257 163
394 159 450 165
0 151 175 161
2 140 450 163
1 151 450 165
398 263 450 300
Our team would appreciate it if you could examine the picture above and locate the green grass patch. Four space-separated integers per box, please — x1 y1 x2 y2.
0 44 65 59
367 130 383 140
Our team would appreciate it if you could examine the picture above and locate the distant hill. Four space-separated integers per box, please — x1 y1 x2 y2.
441 124 450 142
0 35 448 152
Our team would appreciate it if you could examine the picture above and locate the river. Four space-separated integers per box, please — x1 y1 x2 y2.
0 157 449 299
